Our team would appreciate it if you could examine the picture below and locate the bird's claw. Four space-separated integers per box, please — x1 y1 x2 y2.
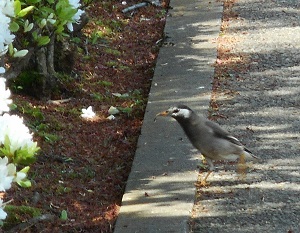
194 180 210 188
195 170 212 188
200 180 210 187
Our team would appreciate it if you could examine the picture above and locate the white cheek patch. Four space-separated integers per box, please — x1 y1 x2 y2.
178 108 191 118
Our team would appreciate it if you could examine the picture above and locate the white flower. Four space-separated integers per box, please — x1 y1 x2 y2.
68 0 81 9
0 157 14 191
0 18 15 55
67 0 84 32
0 199 7 220
5 160 27 182
0 114 37 155
72 9 84 23
0 0 15 17
81 106 96 119
5 162 27 183
0 1 15 56
66 22 74 32
0 78 12 115
14 170 27 183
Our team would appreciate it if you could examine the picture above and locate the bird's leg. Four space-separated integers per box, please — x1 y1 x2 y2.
197 154 208 170
237 153 247 179
200 171 212 186
200 158 214 186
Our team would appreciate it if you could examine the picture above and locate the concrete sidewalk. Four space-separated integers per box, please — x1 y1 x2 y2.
114 0 223 232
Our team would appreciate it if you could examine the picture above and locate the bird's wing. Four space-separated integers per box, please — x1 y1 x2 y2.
205 121 244 147
205 120 255 156
205 121 258 159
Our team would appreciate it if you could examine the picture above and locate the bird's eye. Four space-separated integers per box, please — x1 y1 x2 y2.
173 108 179 113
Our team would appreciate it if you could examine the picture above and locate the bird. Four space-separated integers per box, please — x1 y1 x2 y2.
155 104 259 186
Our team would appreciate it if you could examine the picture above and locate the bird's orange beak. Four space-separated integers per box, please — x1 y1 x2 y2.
154 110 170 122
156 111 169 117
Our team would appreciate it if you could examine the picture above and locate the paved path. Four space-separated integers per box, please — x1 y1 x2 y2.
114 0 222 232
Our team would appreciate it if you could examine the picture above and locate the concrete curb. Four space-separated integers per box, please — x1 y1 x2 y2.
114 0 223 232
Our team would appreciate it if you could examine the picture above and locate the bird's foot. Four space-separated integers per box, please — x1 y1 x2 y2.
194 180 210 188
200 180 210 187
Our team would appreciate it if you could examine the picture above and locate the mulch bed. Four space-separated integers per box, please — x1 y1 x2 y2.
5 1 169 232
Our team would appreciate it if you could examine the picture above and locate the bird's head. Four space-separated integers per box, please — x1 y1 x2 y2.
155 105 193 121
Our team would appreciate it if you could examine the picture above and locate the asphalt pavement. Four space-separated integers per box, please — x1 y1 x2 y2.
191 0 300 232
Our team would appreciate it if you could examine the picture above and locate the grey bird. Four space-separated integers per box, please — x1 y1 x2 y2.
156 104 259 186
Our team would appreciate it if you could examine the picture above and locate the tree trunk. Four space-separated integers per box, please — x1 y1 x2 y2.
36 34 58 98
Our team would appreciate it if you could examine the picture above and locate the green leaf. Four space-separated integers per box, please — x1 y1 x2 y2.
9 21 20 32
56 2 77 22
55 23 65 34
13 49 29 58
39 18 47 28
39 6 54 15
119 107 133 114
13 143 40 166
20 166 30 174
26 0 41 3
14 0 21 15
37 36 50 46
1 135 13 159
9 103 18 111
24 20 34 33
8 43 14 56
17 6 35 17
43 133 61 143
18 179 32 188
0 147 11 159
32 31 38 40
60 210 68 221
